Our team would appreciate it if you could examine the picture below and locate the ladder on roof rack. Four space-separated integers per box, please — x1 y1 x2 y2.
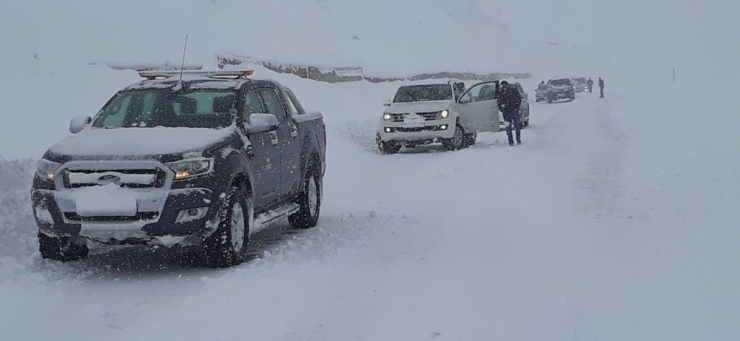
138 70 254 80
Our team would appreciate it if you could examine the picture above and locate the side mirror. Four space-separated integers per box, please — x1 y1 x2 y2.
459 96 472 104
69 116 91 134
246 113 280 134
383 99 392 106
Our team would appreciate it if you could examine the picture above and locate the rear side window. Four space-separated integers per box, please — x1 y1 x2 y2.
258 88 287 121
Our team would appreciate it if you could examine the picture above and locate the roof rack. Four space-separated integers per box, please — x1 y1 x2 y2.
138 70 254 80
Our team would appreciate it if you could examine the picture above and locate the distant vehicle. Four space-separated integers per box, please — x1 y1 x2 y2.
377 80 502 153
535 83 549 102
571 77 588 93
505 81 531 127
31 70 327 268
547 78 576 102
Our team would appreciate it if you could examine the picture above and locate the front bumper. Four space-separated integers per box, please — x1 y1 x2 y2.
378 118 455 142
31 160 228 245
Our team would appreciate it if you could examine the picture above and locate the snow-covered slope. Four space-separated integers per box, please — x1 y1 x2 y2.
2 1 740 340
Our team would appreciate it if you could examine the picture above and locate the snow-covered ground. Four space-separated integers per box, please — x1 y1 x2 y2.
2 0 740 340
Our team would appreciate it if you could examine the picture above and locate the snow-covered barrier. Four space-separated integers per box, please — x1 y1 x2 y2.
216 53 531 83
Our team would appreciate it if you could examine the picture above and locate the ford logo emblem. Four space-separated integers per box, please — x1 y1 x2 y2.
97 174 121 185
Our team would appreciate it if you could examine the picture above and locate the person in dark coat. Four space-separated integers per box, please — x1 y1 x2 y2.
598 77 605 98
586 77 594 93
497 81 523 146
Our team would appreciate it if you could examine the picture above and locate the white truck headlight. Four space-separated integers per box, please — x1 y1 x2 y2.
167 158 214 179
35 159 60 180
440 110 449 119
383 113 393 121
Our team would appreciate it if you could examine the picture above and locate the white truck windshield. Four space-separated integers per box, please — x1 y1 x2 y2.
393 85 452 103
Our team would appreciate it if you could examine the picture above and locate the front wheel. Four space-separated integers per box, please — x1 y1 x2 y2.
377 134 401 154
379 141 401 154
38 233 88 262
289 171 322 229
203 187 250 268
442 124 465 151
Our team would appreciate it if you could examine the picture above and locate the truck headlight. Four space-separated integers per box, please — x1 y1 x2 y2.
440 110 449 119
383 113 393 121
167 158 214 179
35 159 60 180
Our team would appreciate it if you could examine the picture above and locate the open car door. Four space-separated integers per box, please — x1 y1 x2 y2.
457 81 500 133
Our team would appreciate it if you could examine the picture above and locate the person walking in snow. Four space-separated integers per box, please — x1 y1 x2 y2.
586 77 594 93
598 77 605 98
497 81 523 146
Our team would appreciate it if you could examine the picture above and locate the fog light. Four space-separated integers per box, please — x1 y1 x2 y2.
175 207 208 223
385 127 392 133
440 124 448 130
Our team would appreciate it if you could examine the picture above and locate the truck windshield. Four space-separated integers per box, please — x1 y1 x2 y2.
550 79 571 86
393 85 452 103
92 89 237 129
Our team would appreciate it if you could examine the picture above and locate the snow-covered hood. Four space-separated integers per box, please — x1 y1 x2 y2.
385 101 452 114
48 126 237 158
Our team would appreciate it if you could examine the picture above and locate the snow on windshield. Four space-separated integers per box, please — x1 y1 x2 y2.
92 89 237 129
393 84 452 103
550 79 571 86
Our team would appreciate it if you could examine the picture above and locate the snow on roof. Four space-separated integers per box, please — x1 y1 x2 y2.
123 78 249 91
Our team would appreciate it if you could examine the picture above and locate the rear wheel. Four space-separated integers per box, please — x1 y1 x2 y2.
289 169 322 229
38 233 88 262
203 187 250 268
464 133 477 147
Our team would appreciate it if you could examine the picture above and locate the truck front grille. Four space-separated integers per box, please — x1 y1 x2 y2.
388 111 442 122
62 168 167 189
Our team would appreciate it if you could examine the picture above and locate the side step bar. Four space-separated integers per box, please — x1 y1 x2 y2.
251 203 300 235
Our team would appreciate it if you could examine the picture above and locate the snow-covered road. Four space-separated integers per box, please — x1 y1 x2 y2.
1 73 739 340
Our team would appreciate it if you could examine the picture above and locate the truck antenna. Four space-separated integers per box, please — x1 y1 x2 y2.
178 35 189 84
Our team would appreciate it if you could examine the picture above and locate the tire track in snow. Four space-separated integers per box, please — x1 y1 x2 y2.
576 94 629 220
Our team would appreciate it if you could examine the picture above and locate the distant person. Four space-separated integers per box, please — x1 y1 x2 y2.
497 81 523 146
586 77 594 93
455 82 465 101
598 77 605 98
454 82 471 102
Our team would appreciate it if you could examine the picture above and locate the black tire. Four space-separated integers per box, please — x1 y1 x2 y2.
464 133 477 147
289 169 322 229
377 134 401 154
547 98 553 103
203 187 250 268
442 124 465 151
38 233 88 262
379 141 401 154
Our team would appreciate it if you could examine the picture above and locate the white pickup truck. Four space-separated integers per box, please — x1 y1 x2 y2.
376 80 502 153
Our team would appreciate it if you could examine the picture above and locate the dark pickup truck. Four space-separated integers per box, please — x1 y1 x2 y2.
31 70 327 267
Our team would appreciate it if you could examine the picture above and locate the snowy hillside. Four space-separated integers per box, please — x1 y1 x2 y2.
2 0 740 340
